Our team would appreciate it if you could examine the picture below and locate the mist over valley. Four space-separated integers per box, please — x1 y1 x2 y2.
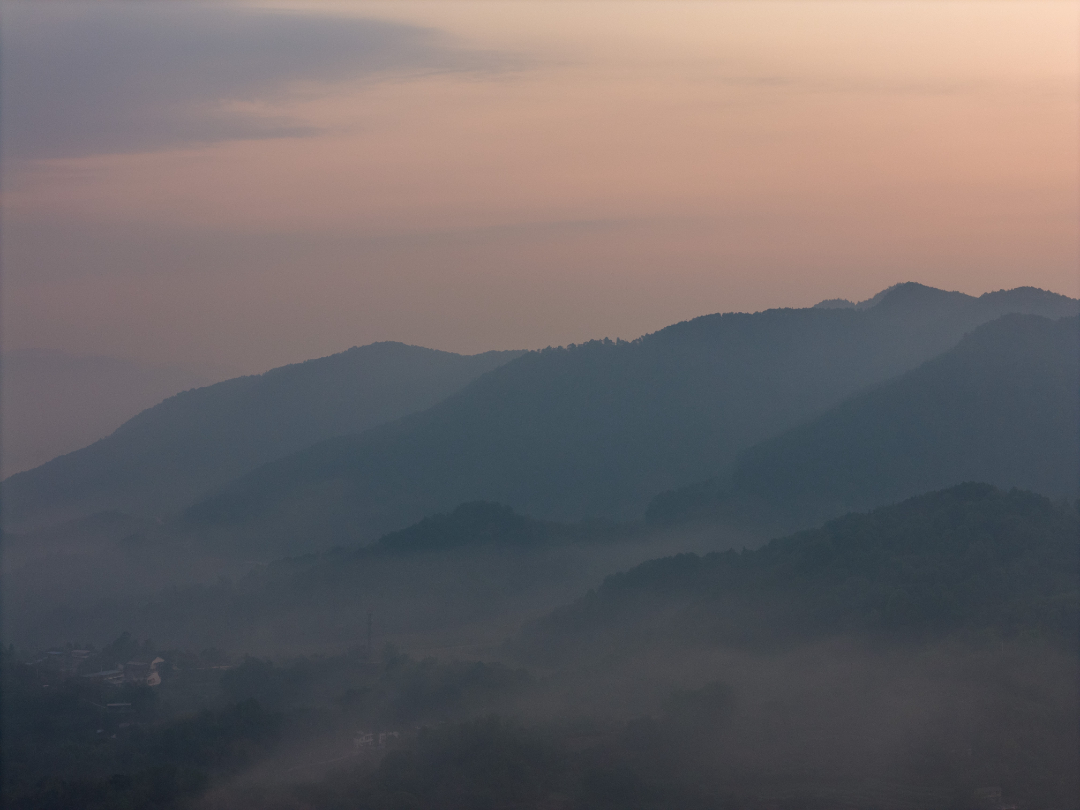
4 284 1078 810
4 3 1077 806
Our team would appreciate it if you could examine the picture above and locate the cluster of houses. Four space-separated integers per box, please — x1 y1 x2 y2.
29 648 166 687
82 656 166 687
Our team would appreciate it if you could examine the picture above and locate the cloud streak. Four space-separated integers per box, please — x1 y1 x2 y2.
1 2 519 160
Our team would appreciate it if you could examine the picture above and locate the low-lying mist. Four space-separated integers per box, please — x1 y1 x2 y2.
3 505 760 657
4 487 1076 809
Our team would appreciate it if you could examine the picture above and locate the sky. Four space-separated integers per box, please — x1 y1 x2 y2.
2 0 1078 375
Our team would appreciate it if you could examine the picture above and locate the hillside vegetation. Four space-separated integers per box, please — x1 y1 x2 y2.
184 284 1078 550
521 484 1080 665
649 313 1080 532
10 485 1077 810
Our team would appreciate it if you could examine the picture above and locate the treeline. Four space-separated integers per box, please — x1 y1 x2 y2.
2 645 533 809
522 484 1080 664
6 485 1078 809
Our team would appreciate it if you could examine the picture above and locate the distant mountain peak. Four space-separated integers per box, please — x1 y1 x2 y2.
373 501 549 554
813 282 953 311
860 281 970 312
817 282 1079 316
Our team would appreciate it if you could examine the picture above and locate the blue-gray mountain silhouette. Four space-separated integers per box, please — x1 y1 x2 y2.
3 343 523 530
182 284 1078 552
647 313 1079 532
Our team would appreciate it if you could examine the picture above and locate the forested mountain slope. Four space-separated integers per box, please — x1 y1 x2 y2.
648 313 1080 532
3 343 523 530
519 484 1080 666
183 284 1079 550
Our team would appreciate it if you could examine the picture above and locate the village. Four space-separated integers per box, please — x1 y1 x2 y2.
25 646 167 687
16 642 406 762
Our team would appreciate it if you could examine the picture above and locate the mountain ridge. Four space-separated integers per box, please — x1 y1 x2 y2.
180 283 1079 554
647 313 1080 532
516 483 1080 665
2 342 525 531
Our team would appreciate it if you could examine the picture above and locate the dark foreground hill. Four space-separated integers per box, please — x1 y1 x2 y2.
10 487 1078 810
649 313 1080 532
518 484 1080 666
502 485 1080 808
184 284 1079 551
2 343 523 530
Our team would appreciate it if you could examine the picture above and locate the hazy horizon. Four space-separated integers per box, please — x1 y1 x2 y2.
3 5 1078 802
2 1 1076 376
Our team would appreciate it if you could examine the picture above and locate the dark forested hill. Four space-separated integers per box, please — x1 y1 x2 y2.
11 489 1078 810
649 314 1080 532
2 343 523 530
182 284 1079 551
518 484 1080 666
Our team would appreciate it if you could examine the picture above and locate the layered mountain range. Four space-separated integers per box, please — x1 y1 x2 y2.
519 483 1080 666
8 283 1079 810
180 283 1080 551
648 312 1080 532
4 283 1077 555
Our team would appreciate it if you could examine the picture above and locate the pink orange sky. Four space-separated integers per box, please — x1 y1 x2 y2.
2 1 1077 374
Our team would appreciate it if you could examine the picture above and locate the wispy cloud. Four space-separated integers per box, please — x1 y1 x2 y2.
1 3 521 160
